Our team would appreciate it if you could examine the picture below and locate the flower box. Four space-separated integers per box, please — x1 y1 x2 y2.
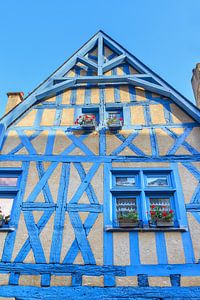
118 219 139 228
157 220 174 227
81 123 96 133
108 123 122 133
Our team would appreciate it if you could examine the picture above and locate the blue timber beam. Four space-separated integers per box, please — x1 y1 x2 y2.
97 33 104 75
102 54 127 73
77 56 98 71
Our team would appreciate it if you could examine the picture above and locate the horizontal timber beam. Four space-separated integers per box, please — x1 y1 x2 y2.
1 155 200 163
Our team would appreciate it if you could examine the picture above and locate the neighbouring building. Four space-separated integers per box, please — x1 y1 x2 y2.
0 31 200 299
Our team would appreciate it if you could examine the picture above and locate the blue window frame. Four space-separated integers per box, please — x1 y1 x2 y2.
0 169 22 230
110 168 184 229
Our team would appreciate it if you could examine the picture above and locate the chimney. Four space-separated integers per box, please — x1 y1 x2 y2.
5 92 24 114
192 63 200 108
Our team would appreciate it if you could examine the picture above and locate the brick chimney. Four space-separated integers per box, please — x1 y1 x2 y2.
5 92 24 114
192 63 200 107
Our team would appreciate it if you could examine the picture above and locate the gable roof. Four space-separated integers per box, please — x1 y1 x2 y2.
1 30 200 131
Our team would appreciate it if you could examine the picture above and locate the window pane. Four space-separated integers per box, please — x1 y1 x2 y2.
0 198 14 216
109 112 120 119
146 176 168 187
150 197 170 210
0 177 18 187
116 198 137 216
116 177 135 186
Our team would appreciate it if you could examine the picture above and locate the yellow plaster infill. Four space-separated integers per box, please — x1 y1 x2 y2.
1 130 21 155
150 104 166 124
0 233 7 260
187 213 200 262
104 86 115 103
12 213 31 263
170 104 194 123
148 277 171 287
104 70 112 76
82 276 104 287
19 275 41 286
135 87 146 101
76 88 85 105
155 128 174 156
47 163 62 204
113 232 130 265
139 232 157 264
74 251 84 265
31 130 48 155
0 274 9 286
45 95 56 103
104 46 113 58
112 162 170 168
88 214 103 265
120 85 130 102
185 127 200 153
62 90 71 104
40 109 56 126
0 161 22 168
53 130 72 155
24 162 40 200
51 276 72 286
181 276 200 286
129 65 138 75
133 129 151 156
116 276 138 287
60 108 74 126
130 106 145 125
39 213 55 263
116 66 124 76
83 133 99 155
90 87 100 104
66 69 76 77
106 133 124 155
15 109 37 127
90 164 103 204
165 232 185 264
60 213 75 263
178 163 198 204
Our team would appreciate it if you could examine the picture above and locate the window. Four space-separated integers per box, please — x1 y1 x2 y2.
110 169 182 229
0 169 21 230
82 107 99 125
106 107 123 128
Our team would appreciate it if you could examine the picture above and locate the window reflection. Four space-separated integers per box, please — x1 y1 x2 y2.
0 177 18 187
146 176 168 187
116 177 135 186
0 198 14 216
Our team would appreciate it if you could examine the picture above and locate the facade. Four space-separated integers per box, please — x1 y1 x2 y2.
0 31 200 299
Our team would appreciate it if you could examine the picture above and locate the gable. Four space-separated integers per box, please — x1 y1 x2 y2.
1 29 200 135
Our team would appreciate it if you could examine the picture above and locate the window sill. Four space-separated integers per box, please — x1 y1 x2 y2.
105 226 187 232
0 226 15 232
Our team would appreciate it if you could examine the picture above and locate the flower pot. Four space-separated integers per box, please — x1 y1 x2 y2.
157 220 174 227
118 219 139 228
81 124 96 133
108 124 122 133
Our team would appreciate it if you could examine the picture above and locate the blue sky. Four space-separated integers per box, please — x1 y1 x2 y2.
0 0 200 117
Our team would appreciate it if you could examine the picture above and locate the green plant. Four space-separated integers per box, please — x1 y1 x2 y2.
118 211 138 222
149 204 174 222
107 117 123 126
75 114 96 125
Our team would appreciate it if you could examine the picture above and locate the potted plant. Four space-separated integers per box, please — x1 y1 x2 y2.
107 117 123 133
118 211 139 228
75 114 96 132
149 204 174 227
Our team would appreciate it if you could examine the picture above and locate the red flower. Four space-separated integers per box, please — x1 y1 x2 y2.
169 209 173 213
150 211 155 215
151 205 155 209
162 211 167 217
119 118 123 121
